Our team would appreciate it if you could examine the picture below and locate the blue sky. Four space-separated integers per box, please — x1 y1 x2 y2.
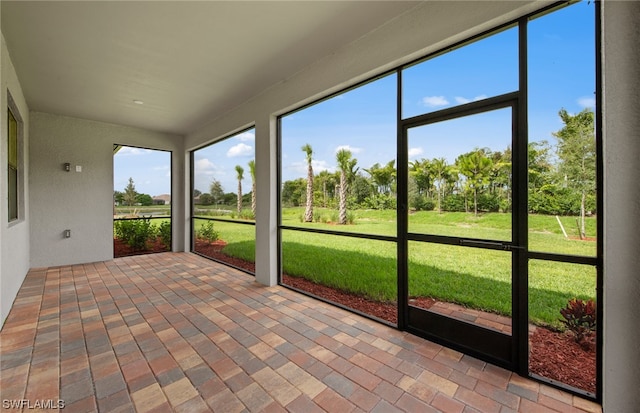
192 130 256 196
116 1 594 198
114 146 171 197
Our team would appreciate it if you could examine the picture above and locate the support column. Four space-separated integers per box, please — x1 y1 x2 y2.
602 1 640 411
254 115 278 286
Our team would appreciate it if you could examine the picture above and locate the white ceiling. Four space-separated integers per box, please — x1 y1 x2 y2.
2 1 422 135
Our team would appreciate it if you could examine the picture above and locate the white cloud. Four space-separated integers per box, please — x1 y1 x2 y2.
422 96 449 107
313 160 332 172
289 159 334 175
235 131 255 142
577 96 595 109
454 95 488 104
408 147 424 158
334 145 363 154
193 158 227 192
194 158 219 174
226 143 253 157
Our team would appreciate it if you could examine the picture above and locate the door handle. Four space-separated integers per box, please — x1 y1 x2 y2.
459 239 521 251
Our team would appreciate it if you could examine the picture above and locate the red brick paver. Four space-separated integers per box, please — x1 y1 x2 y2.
0 252 602 412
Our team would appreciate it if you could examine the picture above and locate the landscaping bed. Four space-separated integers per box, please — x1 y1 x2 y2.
113 238 169 257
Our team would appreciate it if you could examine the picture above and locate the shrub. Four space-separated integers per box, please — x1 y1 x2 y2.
158 221 172 249
239 209 255 220
114 217 156 251
442 194 466 212
361 193 396 210
560 298 596 343
411 195 435 211
197 221 219 244
477 194 500 213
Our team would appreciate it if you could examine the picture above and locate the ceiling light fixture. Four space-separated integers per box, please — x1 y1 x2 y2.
133 100 144 105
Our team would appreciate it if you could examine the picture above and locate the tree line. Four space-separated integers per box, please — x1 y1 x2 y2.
194 109 595 237
114 177 158 207
284 109 596 237
195 160 257 219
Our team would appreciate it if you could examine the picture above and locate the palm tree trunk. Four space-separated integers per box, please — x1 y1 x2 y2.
237 181 242 216
251 182 256 217
304 166 313 222
339 172 347 225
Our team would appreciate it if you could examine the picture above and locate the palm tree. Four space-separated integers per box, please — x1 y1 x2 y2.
364 160 396 195
409 159 432 196
235 165 244 216
301 144 314 222
248 160 256 217
431 158 448 213
336 149 356 225
456 149 493 216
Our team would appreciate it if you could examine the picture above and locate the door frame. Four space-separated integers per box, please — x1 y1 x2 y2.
397 92 528 370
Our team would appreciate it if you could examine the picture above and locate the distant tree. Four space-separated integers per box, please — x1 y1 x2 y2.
431 158 449 213
456 149 493 216
301 144 314 222
198 193 213 205
409 159 432 197
365 160 396 195
223 192 237 206
528 141 553 193
281 178 306 207
123 177 137 207
135 193 153 206
235 165 244 215
209 179 224 206
336 149 356 224
193 189 202 198
315 170 338 207
554 108 596 239
489 149 512 212
248 160 257 217
350 173 374 206
114 190 124 205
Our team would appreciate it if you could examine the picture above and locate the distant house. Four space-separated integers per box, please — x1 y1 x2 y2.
152 194 171 205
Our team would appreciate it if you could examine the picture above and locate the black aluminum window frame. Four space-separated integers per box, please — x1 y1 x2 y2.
189 126 257 276
112 144 174 256
275 0 602 402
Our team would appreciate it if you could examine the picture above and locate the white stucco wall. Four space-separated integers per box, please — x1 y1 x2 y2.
1 33 30 326
602 1 640 411
29 112 184 268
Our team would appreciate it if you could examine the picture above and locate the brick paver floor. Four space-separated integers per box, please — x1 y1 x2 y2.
0 252 601 412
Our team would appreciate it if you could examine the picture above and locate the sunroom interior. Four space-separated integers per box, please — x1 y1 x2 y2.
1 1 638 412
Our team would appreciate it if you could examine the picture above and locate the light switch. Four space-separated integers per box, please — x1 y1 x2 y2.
76 165 82 172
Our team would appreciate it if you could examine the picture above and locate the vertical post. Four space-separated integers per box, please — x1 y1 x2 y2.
254 115 278 286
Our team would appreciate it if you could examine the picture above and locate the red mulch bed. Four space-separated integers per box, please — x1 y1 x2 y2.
113 238 170 257
530 328 596 394
121 238 597 394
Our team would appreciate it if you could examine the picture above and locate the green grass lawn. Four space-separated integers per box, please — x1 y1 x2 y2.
191 210 597 328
